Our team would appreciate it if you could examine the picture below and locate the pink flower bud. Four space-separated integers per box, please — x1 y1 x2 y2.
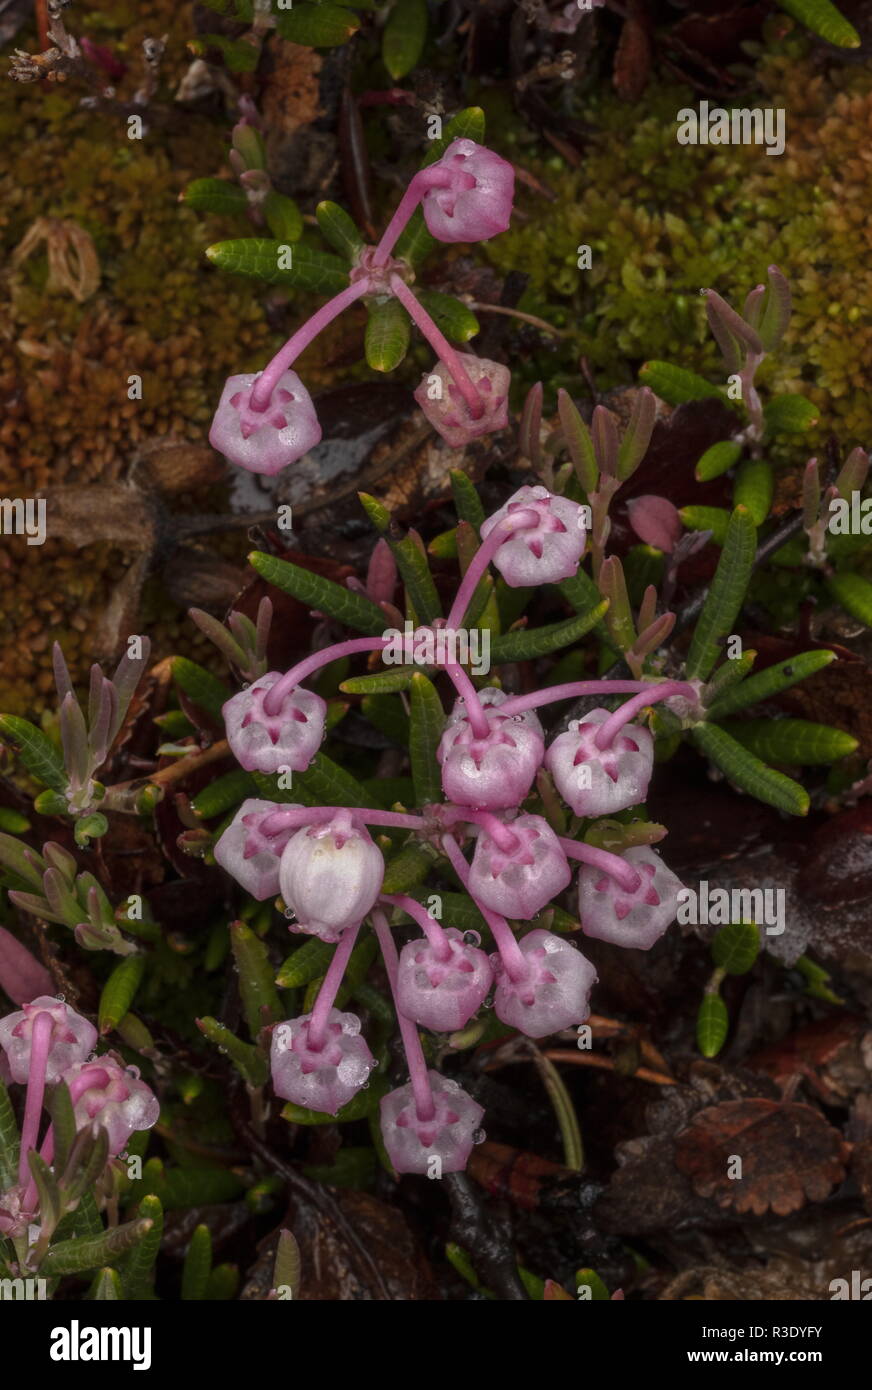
422 139 514 244
492 930 596 1038
468 814 571 920
278 812 384 942
437 688 545 809
578 845 684 950
213 798 297 900
209 370 321 476
223 673 326 775
380 1072 484 1174
0 927 54 1006
396 929 493 1033
0 997 96 1086
413 355 510 448
545 709 653 817
626 496 682 553
270 1009 375 1115
63 1055 159 1155
480 485 586 587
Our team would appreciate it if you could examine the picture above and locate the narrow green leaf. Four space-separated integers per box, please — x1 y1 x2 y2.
47 1081 78 1176
685 507 757 681
191 768 256 820
41 1218 155 1276
206 1264 239 1299
382 0 427 78
182 1224 213 1301
196 1016 268 1086
248 550 386 635
489 602 609 664
679 505 730 545
557 389 597 493
777 0 860 47
273 1229 302 1298
315 201 364 260
171 658 231 721
763 393 819 434
0 716 67 791
711 921 760 975
695 439 743 482
732 459 773 526
293 752 372 808
705 649 835 719
264 190 303 244
90 1267 123 1299
449 470 485 530
639 361 724 406
718 717 858 765
191 33 260 70
416 291 479 343
422 107 486 164
206 239 349 294
365 297 410 372
340 667 418 695
98 954 145 1034
362 692 410 746
692 722 809 815
276 937 337 989
697 993 729 1058
391 534 442 624
231 921 283 1036
380 845 432 896
273 3 361 47
0 1079 19 1189
826 571 872 626
409 674 444 806
121 1194 164 1300
182 178 248 216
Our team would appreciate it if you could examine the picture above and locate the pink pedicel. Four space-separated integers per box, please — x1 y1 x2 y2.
421 139 514 245
479 485 587 586
413 355 510 448
491 929 597 1038
545 708 654 817
63 1055 160 1155
468 814 571 920
270 1009 376 1115
380 1071 484 1174
437 688 545 809
278 812 384 942
396 928 493 1033
0 997 97 1086
213 798 300 901
209 370 322 475
578 844 685 950
223 672 326 775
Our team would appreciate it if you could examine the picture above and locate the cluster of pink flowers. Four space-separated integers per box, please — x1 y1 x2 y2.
213 487 692 1174
0 997 159 1235
208 139 516 475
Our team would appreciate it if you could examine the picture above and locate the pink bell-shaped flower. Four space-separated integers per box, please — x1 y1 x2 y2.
422 139 514 245
270 1009 376 1115
63 1055 160 1155
223 673 326 775
468 814 571 920
437 688 545 809
380 1071 484 1174
492 929 596 1038
0 997 96 1086
578 844 684 950
413 356 510 449
213 798 297 901
396 928 493 1033
479 485 586 587
209 370 321 476
545 708 653 817
278 812 384 942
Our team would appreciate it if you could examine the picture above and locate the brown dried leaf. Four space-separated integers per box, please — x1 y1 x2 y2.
674 1098 849 1216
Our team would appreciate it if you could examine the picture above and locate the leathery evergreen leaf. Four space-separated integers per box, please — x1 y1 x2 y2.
248 551 386 635
705 650 835 719
409 674 444 806
692 722 809 815
685 507 756 681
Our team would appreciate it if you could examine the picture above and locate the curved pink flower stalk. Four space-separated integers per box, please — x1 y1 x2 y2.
371 908 436 1122
441 660 491 741
262 637 390 719
17 1010 54 1185
446 507 540 629
250 281 370 413
372 165 475 267
306 923 361 1052
559 836 642 894
389 275 485 422
441 833 529 984
592 680 697 751
497 680 649 718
